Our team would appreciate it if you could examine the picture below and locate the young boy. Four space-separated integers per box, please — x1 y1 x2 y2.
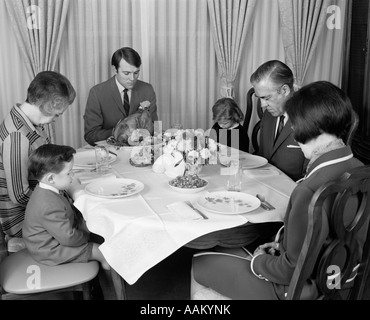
22 144 110 270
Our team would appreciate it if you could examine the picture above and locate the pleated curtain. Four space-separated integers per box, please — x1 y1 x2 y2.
278 0 332 87
4 0 71 143
207 0 257 98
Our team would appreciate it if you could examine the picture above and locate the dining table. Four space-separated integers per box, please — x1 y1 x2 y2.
71 142 297 298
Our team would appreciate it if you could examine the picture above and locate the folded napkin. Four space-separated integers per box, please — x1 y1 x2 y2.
77 172 116 185
167 201 205 221
243 168 280 177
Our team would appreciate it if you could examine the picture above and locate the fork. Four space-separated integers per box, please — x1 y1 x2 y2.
185 201 208 220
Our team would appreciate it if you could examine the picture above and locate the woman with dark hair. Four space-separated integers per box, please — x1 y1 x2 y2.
210 97 250 153
0 71 76 239
84 47 159 145
191 81 363 300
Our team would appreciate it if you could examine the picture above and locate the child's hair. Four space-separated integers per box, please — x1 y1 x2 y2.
212 97 244 124
28 144 76 181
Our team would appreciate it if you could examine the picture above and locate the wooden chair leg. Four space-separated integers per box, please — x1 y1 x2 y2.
110 269 127 300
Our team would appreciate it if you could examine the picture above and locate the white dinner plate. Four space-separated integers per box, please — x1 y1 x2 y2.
240 154 268 169
85 178 144 198
73 149 117 168
197 191 261 214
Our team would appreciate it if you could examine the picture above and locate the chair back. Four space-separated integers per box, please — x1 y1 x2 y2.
286 165 370 300
243 88 263 153
344 109 359 146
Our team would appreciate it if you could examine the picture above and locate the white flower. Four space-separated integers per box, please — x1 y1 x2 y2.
187 150 199 163
207 138 218 152
199 148 211 159
139 101 151 109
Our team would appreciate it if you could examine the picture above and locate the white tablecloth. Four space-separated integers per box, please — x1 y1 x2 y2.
73 146 297 284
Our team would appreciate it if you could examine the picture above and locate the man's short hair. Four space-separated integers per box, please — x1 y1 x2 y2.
111 47 142 70
250 60 294 90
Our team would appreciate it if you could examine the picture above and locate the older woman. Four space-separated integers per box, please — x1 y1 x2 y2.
191 81 363 299
0 71 76 238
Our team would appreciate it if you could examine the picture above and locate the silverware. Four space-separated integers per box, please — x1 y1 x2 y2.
256 194 276 210
185 201 208 220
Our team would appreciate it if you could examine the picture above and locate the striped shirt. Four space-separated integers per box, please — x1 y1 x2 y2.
0 105 49 237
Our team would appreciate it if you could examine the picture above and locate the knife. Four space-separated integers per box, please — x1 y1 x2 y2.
185 201 208 219
256 194 276 210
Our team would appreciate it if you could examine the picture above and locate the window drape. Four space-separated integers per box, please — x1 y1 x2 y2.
207 0 257 98
278 0 332 86
4 0 71 142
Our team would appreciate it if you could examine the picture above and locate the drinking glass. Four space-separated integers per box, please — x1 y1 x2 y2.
95 146 110 175
226 160 243 192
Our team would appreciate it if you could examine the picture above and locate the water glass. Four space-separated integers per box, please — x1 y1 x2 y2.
226 160 243 192
95 146 110 175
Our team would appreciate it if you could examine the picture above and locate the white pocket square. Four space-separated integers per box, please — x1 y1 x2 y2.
287 145 301 149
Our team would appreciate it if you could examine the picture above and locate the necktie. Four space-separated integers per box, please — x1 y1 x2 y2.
123 89 130 115
275 115 285 143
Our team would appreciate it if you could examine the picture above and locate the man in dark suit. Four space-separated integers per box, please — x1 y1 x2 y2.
250 60 307 181
84 47 159 145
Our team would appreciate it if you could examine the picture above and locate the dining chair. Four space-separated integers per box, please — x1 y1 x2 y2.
344 109 359 146
243 88 263 154
286 164 370 300
242 88 254 134
190 165 370 300
0 228 101 300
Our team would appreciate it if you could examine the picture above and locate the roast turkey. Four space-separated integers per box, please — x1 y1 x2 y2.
112 109 154 146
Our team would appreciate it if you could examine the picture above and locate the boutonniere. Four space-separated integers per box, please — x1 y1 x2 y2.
139 101 151 110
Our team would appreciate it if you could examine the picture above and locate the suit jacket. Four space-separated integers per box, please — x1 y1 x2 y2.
84 76 158 145
253 146 363 298
258 111 307 181
22 186 91 266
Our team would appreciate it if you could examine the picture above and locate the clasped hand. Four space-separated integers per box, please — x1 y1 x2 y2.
253 241 280 256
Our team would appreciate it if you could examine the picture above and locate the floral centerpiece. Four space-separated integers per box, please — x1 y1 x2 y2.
153 128 218 178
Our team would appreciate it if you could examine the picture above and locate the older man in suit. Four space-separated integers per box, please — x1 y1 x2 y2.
84 47 159 145
250 60 307 181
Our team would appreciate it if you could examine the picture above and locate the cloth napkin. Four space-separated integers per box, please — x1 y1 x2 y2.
166 201 206 220
243 168 280 177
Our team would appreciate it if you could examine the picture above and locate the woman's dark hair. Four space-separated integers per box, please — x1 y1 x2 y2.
250 60 294 90
212 97 244 123
285 81 353 144
28 144 76 180
111 47 142 70
26 71 76 116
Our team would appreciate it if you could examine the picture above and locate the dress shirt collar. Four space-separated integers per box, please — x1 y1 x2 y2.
115 77 130 94
275 112 288 134
39 182 60 194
